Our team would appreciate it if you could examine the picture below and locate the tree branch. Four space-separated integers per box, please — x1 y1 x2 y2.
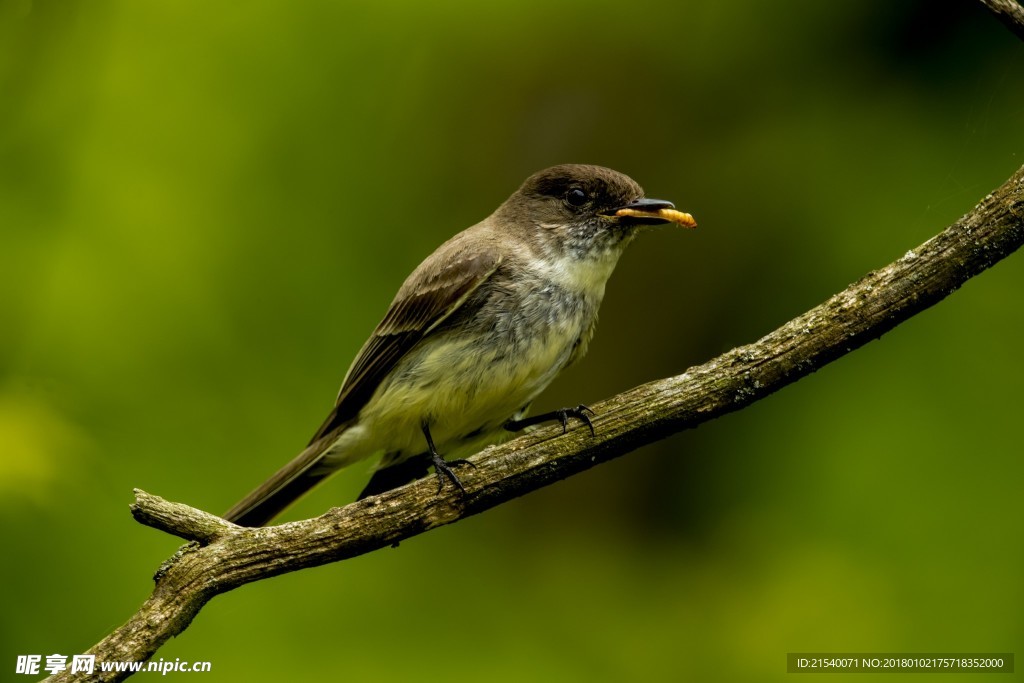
44 161 1024 681
978 0 1024 42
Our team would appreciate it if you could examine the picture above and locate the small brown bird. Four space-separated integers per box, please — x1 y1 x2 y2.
224 164 696 526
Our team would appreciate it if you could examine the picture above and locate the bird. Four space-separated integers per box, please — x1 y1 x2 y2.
223 164 696 526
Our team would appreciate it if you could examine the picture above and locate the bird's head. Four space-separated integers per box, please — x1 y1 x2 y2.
495 164 695 259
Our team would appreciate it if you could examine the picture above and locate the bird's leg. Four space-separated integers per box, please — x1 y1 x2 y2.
504 404 596 436
421 421 475 495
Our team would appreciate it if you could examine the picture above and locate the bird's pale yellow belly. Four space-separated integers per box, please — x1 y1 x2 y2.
319 319 582 469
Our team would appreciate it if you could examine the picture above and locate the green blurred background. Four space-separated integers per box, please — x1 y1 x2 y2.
2 0 1022 680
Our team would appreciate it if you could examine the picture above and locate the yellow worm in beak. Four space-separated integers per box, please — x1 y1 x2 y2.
615 207 697 228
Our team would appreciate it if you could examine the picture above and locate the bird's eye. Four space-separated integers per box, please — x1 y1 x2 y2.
565 188 588 207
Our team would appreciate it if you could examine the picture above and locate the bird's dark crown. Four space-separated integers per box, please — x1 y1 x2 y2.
512 164 645 219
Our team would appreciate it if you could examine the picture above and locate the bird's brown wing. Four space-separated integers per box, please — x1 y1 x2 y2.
223 249 502 526
308 249 503 444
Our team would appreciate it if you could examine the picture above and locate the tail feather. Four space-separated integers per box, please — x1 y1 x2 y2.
224 425 430 526
223 439 334 527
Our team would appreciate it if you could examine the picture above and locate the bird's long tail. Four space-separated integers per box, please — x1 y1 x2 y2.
223 437 336 527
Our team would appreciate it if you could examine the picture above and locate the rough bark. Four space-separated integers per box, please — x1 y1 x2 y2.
979 0 1024 41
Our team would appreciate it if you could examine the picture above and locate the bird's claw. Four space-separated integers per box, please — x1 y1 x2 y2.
557 404 596 436
432 456 474 495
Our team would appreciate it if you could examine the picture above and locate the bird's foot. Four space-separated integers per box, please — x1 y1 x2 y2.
430 453 475 495
505 404 596 436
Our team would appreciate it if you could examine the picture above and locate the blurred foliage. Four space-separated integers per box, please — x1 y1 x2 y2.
2 0 1022 680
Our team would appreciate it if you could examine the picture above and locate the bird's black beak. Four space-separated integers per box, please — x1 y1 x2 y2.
600 198 697 228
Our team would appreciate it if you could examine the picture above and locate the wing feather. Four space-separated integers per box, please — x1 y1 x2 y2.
307 250 502 445
224 243 501 525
